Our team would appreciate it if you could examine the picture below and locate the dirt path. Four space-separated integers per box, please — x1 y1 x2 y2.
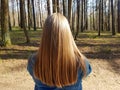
0 58 120 90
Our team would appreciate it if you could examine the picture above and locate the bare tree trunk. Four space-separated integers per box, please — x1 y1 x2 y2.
47 0 52 15
20 0 30 43
27 0 33 30
84 0 88 30
38 0 42 28
95 0 98 31
101 0 103 31
75 0 80 40
0 0 1 28
111 0 116 35
98 0 101 36
9 13 12 31
72 0 76 35
63 0 68 18
57 0 59 12
12 0 15 27
72 10 75 35
16 0 20 27
31 0 36 31
68 0 73 28
108 0 110 31
93 5 95 30
1 0 11 46
81 0 84 32
118 0 120 33
104 0 107 31
114 0 117 33
52 0 57 13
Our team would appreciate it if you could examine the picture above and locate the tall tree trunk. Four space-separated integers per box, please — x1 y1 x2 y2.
113 0 117 32
47 0 50 15
104 0 107 31
52 0 57 13
118 0 120 33
20 0 30 43
72 0 76 34
0 0 1 28
81 0 84 32
47 0 52 15
98 0 101 36
108 0 110 31
12 0 15 27
16 0 20 27
72 9 76 35
75 0 80 40
111 0 116 35
27 0 32 30
93 5 95 30
101 0 103 31
95 0 98 30
31 0 36 31
84 0 88 30
9 13 12 31
63 0 68 18
38 0 42 28
68 0 73 28
1 0 11 46
57 0 59 12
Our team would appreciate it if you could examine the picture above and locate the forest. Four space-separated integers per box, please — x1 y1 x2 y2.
0 0 120 90
0 0 120 46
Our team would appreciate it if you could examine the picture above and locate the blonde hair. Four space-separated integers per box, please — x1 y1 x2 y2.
34 13 86 87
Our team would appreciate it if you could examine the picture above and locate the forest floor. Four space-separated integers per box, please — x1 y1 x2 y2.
0 29 120 90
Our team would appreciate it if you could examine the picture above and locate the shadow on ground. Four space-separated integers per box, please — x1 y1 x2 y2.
0 40 120 75
0 48 36 60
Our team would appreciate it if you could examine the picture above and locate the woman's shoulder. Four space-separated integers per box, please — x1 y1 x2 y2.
28 52 37 65
83 57 92 76
27 52 37 76
78 54 92 78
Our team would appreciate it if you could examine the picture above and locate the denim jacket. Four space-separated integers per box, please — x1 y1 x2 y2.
27 53 92 90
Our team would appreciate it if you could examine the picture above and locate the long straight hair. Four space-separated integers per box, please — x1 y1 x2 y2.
34 13 86 87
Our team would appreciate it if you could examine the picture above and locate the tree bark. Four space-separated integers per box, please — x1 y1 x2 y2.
68 0 73 28
31 0 36 31
27 0 33 30
98 0 101 36
111 0 116 35
12 0 15 27
52 0 57 13
84 0 88 30
1 0 11 46
47 0 52 15
93 5 95 30
81 0 84 32
63 0 68 18
20 0 30 43
9 13 12 31
101 0 103 31
107 0 110 31
75 0 80 40
57 0 59 12
118 0 120 33
38 0 42 28
16 0 20 27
